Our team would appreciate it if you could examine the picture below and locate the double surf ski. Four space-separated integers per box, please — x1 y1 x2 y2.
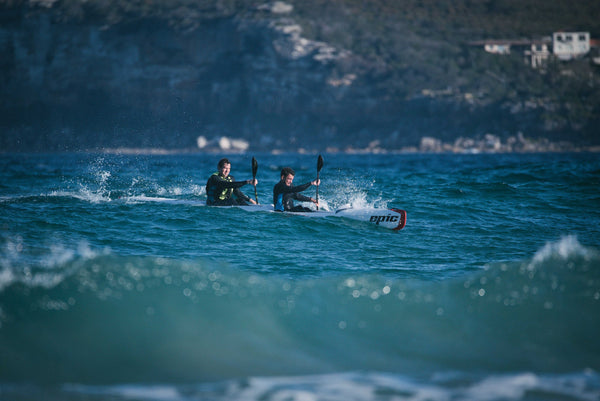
231 204 407 231
119 197 407 230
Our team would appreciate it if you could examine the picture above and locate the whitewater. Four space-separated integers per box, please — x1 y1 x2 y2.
1 151 599 401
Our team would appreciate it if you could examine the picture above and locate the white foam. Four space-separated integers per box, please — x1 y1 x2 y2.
0 267 16 292
52 370 600 401
326 174 390 210
0 240 104 292
531 235 592 266
465 372 539 400
125 195 178 204
48 189 111 204
191 184 206 196
63 384 182 401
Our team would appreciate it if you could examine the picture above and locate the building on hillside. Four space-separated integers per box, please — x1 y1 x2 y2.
469 39 532 56
484 42 511 55
524 41 551 69
471 33 597 68
553 32 590 60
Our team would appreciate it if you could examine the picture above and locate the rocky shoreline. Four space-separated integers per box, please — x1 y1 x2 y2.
91 132 599 156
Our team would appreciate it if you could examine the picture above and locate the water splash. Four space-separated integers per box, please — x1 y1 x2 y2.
531 235 594 265
0 239 105 292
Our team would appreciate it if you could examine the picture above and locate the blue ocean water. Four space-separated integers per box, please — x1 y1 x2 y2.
1 151 599 401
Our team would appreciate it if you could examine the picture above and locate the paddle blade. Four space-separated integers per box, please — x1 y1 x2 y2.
252 157 258 178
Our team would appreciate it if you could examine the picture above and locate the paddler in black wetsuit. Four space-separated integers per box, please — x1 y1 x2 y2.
273 167 319 212
206 158 258 206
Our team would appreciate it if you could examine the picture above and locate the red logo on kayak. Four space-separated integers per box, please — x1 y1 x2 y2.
370 215 399 224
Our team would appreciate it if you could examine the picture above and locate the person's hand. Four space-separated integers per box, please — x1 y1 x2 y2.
312 179 320 186
249 178 258 186
249 198 257 205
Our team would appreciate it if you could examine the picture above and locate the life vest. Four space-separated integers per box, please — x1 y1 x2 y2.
209 172 233 202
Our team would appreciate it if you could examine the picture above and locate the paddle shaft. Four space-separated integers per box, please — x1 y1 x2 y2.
253 179 258 203
252 157 258 203
316 170 320 210
316 155 323 211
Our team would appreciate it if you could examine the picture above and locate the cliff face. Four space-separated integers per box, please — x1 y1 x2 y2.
0 2 597 152
2 4 368 151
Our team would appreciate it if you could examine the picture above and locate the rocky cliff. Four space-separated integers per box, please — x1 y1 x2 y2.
1 1 598 152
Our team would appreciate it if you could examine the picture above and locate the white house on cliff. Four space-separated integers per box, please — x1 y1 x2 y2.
552 32 590 60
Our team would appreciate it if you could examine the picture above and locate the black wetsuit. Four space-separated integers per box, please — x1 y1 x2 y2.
273 180 313 212
206 173 252 206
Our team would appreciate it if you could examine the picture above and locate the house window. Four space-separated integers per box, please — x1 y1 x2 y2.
579 34 586 41
565 35 573 41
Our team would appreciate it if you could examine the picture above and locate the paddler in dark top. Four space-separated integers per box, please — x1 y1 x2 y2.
206 158 258 206
273 167 319 212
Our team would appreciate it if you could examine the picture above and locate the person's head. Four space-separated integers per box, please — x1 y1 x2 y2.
218 158 231 177
280 167 295 186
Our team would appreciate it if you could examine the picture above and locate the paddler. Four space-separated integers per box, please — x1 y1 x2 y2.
206 158 258 206
273 167 319 212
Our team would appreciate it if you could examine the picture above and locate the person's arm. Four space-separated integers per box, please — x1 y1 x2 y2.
292 180 319 204
292 192 314 203
213 175 252 190
233 187 251 202
280 181 312 194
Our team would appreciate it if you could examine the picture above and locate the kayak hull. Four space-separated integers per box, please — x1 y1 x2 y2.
230 204 407 231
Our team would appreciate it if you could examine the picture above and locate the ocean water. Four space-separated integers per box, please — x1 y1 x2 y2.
1 151 599 401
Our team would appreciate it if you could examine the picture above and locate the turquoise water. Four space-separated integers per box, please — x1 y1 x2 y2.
1 152 599 400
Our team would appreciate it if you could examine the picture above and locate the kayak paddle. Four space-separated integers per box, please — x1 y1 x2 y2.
316 154 324 210
252 156 258 203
